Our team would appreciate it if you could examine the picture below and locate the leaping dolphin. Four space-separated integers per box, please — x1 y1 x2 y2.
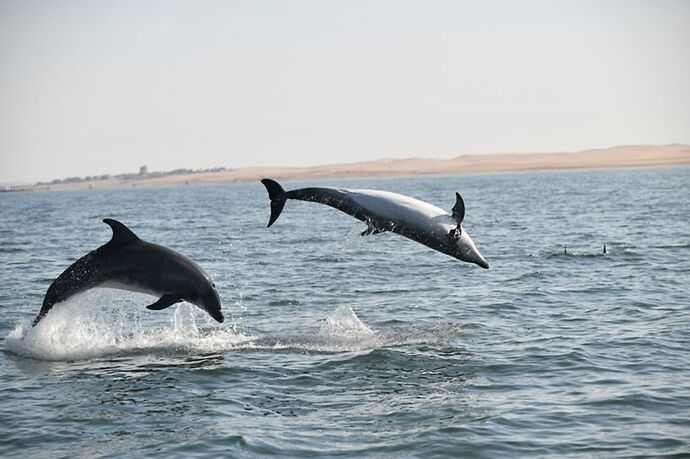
33 219 224 326
261 178 489 268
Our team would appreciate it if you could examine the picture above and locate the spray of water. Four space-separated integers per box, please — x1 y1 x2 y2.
5 297 461 361
5 296 249 361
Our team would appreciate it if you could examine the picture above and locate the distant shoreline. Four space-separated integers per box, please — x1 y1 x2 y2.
7 144 689 192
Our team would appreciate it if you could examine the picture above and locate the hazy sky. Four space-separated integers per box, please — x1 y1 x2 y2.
1 0 688 183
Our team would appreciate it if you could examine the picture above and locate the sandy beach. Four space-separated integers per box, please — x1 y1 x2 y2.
26 144 690 191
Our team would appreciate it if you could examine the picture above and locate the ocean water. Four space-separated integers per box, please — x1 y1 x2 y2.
1 167 689 458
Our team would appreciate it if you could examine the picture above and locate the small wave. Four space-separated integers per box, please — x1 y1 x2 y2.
303 255 344 263
0 246 26 254
267 298 302 307
651 243 690 250
505 271 548 282
547 251 608 259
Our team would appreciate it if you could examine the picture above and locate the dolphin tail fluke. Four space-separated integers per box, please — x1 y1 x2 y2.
261 178 287 227
32 295 54 326
32 311 46 327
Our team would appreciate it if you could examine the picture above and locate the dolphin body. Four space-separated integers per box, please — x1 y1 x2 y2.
261 178 489 268
33 219 224 326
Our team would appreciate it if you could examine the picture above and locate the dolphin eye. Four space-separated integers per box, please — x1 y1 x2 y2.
212 283 216 288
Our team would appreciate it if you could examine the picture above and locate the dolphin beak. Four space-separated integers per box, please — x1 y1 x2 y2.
207 309 224 323
476 258 490 269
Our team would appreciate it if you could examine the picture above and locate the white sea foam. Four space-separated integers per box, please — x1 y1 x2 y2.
5 297 250 361
5 297 459 361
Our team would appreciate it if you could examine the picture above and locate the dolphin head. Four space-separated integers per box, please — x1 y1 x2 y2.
442 192 489 269
451 226 489 269
187 276 224 323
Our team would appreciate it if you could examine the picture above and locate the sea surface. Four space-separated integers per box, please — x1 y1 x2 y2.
1 167 689 458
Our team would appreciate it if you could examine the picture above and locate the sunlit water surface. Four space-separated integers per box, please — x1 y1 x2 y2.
1 167 689 457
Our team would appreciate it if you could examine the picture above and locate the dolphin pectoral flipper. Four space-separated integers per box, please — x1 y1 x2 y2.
360 219 385 236
146 294 183 311
360 226 383 236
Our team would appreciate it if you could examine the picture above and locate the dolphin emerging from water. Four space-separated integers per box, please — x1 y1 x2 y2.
261 178 489 268
33 219 224 326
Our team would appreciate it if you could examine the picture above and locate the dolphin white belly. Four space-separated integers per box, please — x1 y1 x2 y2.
100 280 161 297
346 189 456 234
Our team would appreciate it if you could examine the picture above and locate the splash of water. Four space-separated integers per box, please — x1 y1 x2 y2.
248 306 460 353
319 305 375 337
5 297 460 361
5 298 249 361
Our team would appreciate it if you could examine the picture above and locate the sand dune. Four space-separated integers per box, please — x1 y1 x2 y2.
36 144 690 190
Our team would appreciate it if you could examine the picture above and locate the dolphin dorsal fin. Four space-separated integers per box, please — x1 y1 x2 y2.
103 218 140 245
451 192 465 225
